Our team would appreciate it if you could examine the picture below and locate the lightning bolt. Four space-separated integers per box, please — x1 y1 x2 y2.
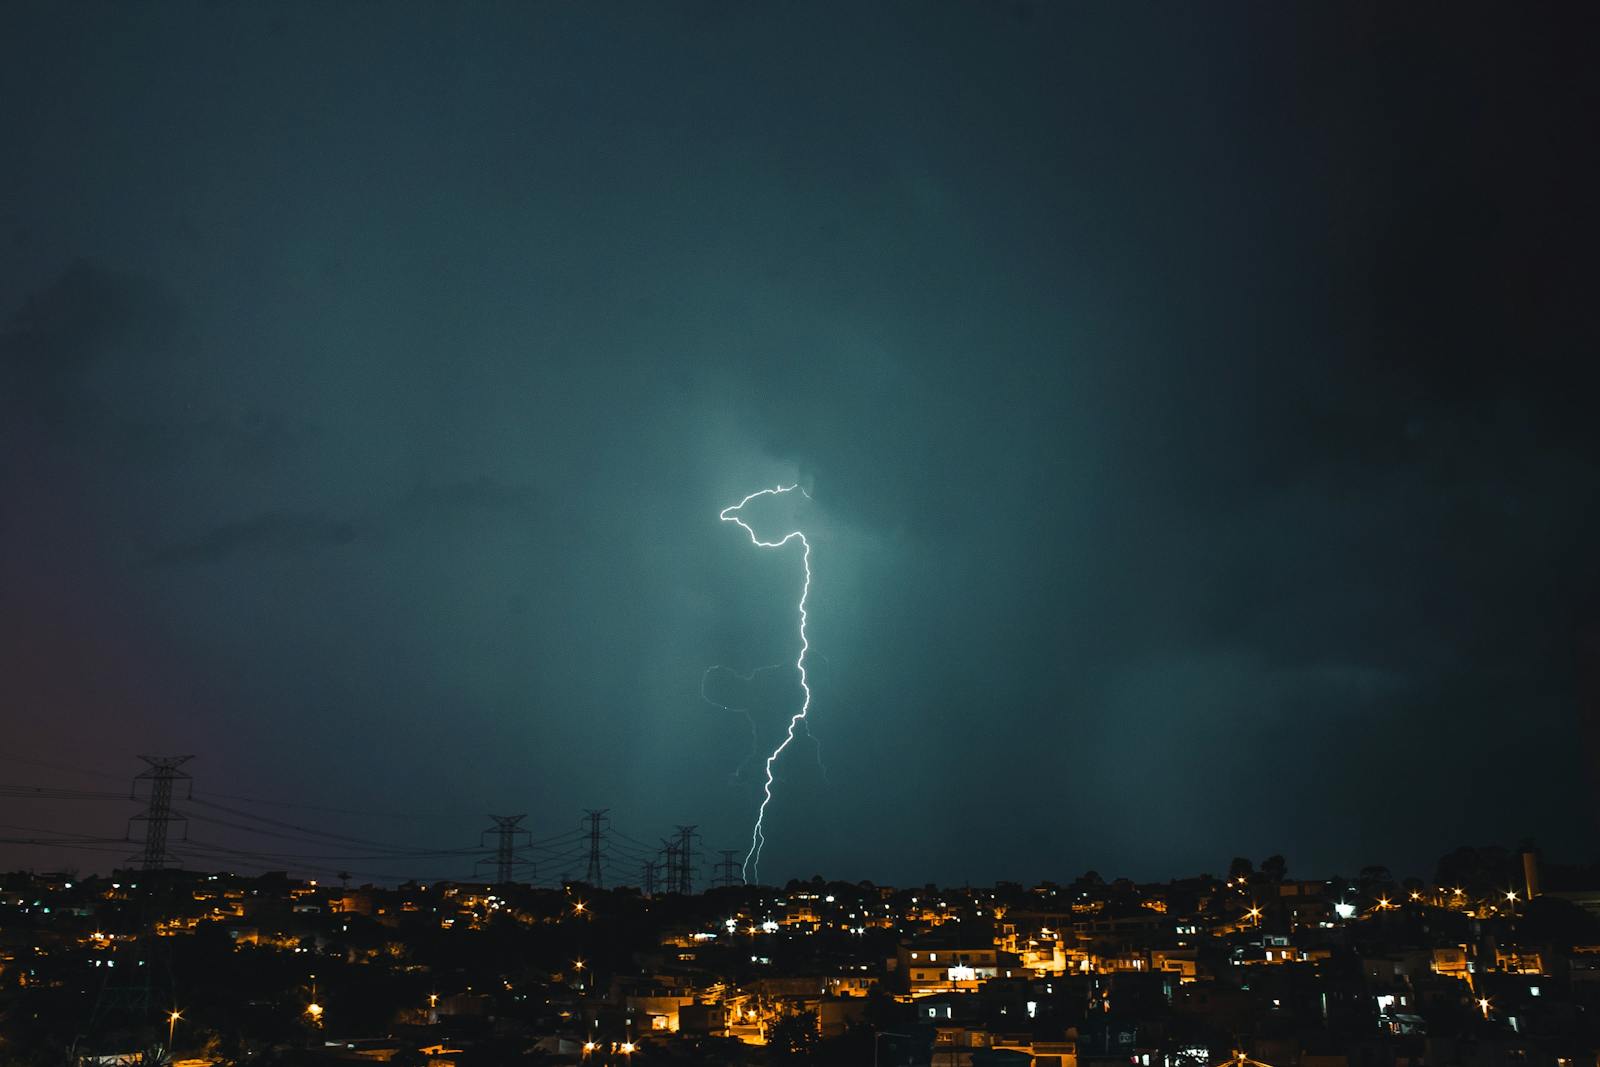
700 664 782 784
719 484 813 884
702 664 830 787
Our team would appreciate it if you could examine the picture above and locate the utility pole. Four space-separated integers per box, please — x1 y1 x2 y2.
86 757 191 1060
129 756 192 870
675 825 699 895
582 809 609 888
478 815 528 886
641 860 657 897
661 839 679 895
712 849 742 888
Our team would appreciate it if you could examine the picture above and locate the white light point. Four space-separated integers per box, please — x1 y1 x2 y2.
720 484 814 884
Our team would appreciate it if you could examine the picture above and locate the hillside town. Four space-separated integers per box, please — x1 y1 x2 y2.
3 847 1598 1065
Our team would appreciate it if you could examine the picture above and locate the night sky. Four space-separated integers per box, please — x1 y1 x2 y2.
2 2 1595 887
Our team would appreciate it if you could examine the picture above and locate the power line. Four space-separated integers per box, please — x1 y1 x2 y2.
0 821 128 841
187 798 464 853
195 789 479 819
661 838 679 895
172 844 442 885
479 815 529 886
0 784 132 800
712 849 742 888
582 809 609 887
4 755 714 892
0 753 127 781
180 811 477 857
675 825 699 895
129 756 192 870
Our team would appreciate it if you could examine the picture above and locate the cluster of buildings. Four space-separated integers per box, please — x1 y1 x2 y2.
2 850 1598 1065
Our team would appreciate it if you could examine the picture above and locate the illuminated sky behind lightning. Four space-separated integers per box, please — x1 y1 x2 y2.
717 485 814 883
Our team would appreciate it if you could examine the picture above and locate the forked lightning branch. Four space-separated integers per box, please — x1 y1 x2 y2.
718 485 814 884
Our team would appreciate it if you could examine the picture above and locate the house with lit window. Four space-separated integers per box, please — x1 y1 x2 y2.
898 934 1020 993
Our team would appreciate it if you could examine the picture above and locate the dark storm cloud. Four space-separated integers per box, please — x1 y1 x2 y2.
146 510 359 565
147 479 540 566
1 259 300 473
1 259 177 421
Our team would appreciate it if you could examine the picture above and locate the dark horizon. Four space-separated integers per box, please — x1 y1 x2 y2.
1 746 1588 893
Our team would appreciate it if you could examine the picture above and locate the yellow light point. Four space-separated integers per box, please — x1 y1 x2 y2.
574 901 587 914
1478 997 1491 1018
1506 891 1518 902
584 1041 598 1052
1454 887 1464 895
1378 897 1390 909
574 959 585 970
169 1010 181 1023
1410 892 1421 900
621 1042 636 1053
306 1003 323 1019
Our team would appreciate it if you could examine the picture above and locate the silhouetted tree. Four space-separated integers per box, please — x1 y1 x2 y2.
767 1011 820 1062
1435 846 1517 896
1517 896 1600 945
1358 865 1395 898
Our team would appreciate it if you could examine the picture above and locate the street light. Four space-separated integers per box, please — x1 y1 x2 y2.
167 1010 182 1050
1478 996 1492 1019
306 973 324 1027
